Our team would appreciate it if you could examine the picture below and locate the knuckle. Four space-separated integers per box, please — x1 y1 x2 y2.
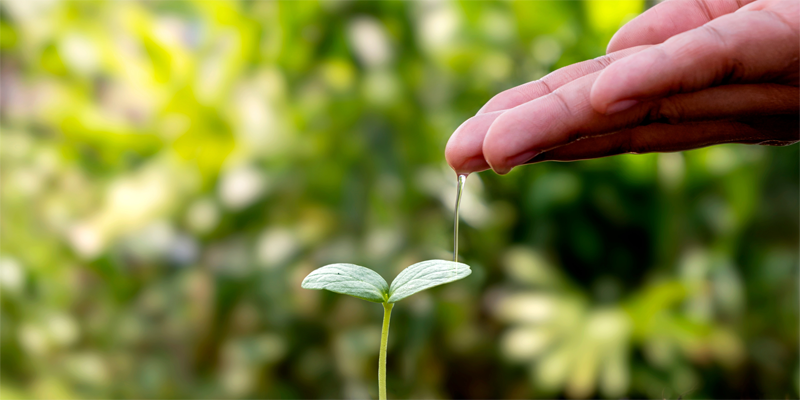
550 89 574 118
644 99 686 125
593 53 615 69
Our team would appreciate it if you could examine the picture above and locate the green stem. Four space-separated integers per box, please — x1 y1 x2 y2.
379 302 394 400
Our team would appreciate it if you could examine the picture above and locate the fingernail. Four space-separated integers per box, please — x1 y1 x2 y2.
605 99 639 115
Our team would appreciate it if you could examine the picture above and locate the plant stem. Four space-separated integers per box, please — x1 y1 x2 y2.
379 302 394 400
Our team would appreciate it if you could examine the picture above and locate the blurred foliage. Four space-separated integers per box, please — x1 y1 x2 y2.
0 0 797 398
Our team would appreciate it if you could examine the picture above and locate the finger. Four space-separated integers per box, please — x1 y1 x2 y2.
445 111 502 173
607 0 755 53
524 117 799 164
477 46 649 114
448 47 648 173
482 69 798 173
593 5 800 115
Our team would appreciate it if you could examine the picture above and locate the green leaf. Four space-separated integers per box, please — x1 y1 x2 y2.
301 263 389 303
387 260 471 303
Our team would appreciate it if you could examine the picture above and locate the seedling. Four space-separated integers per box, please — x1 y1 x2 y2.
301 259 471 400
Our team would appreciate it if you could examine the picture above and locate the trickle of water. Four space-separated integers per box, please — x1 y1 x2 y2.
453 173 468 262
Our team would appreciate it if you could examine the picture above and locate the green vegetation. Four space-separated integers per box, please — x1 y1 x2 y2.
0 1 797 398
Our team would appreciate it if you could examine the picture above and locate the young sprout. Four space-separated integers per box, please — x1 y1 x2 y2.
301 259 471 400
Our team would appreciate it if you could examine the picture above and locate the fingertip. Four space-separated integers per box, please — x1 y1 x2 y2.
446 112 503 173
444 137 460 171
589 66 615 114
606 30 627 54
477 92 513 115
476 92 503 115
481 112 511 174
445 141 491 173
444 121 472 171
482 110 538 175
590 58 639 114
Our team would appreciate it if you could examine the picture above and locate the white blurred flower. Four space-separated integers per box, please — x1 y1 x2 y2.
417 1 459 51
221 364 254 396
46 314 79 347
68 223 104 259
186 198 219 234
0 257 25 293
503 247 560 287
59 33 99 76
11 166 46 197
501 326 554 361
67 159 191 258
153 16 191 49
107 168 172 224
233 74 287 157
219 165 267 210
2 0 57 23
493 276 635 398
64 353 109 386
348 17 392 68
19 323 48 356
129 221 176 258
256 228 298 268
495 293 558 324
658 152 685 189
705 146 739 175
365 227 401 261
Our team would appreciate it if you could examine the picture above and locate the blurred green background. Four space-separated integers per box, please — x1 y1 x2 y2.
1 0 797 398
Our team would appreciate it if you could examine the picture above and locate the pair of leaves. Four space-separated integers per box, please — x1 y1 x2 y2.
301 260 471 303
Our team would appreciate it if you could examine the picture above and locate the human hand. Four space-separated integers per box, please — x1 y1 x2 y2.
445 0 799 175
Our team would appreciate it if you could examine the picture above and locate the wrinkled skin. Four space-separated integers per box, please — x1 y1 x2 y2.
445 0 799 175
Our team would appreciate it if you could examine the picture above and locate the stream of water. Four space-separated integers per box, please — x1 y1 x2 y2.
453 173 468 262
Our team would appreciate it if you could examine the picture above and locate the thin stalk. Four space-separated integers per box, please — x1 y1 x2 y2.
379 302 394 400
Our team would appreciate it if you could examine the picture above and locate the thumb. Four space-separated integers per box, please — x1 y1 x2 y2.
591 4 799 114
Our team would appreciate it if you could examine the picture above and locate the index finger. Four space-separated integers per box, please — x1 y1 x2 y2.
477 45 649 114
447 45 651 173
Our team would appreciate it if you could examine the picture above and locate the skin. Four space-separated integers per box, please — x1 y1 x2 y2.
445 0 799 175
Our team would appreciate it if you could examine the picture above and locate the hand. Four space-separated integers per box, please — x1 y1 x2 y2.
445 0 799 175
